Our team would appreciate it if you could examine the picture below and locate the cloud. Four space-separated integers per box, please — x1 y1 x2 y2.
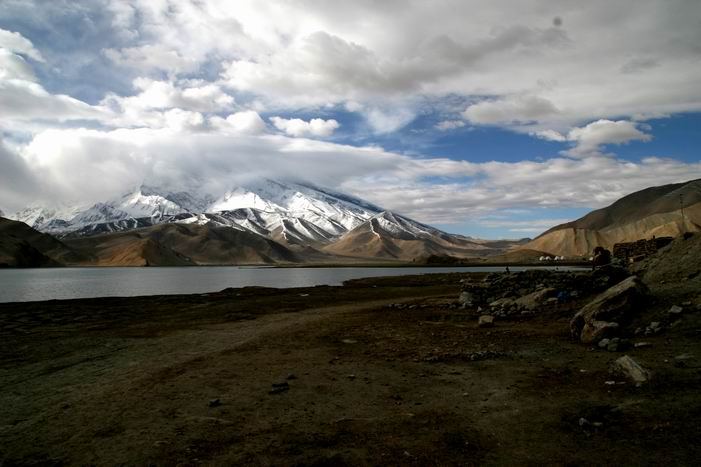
477 218 573 234
463 95 560 126
531 129 566 142
0 138 41 211
436 120 466 131
104 44 200 75
270 116 340 137
97 78 235 129
621 57 659 74
102 78 234 113
0 28 44 62
565 119 652 157
8 126 701 226
0 79 106 122
210 111 267 135
0 28 106 125
0 48 37 81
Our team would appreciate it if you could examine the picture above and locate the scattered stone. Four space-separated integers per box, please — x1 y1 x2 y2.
208 398 222 407
674 353 695 368
286 373 297 380
598 338 611 349
634 342 652 349
612 355 651 385
341 339 358 344
571 276 649 343
644 321 663 336
668 305 683 315
347 374 356 380
269 382 290 395
607 338 621 352
578 417 603 428
682 301 692 307
458 291 474 307
478 315 495 328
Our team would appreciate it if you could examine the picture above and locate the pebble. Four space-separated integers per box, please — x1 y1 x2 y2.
668 305 683 315
208 398 222 407
269 382 290 395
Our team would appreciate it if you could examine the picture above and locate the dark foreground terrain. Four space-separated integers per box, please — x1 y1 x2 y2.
1 241 701 465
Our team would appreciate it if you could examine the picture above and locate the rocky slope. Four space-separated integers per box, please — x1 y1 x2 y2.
522 179 701 256
0 217 87 267
323 211 520 260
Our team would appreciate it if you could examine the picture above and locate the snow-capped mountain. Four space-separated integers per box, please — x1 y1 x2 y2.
9 179 527 262
9 180 383 246
13 189 189 236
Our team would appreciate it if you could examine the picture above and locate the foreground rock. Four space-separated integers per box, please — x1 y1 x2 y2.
613 355 651 385
571 276 649 343
581 321 619 345
478 315 495 328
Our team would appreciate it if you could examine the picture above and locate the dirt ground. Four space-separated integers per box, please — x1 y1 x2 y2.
1 272 700 466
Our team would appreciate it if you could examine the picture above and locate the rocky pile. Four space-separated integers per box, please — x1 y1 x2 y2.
458 268 630 318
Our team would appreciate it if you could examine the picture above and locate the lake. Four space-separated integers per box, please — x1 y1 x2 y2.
0 266 578 303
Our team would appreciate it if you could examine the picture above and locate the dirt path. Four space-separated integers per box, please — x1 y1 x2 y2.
1 279 700 465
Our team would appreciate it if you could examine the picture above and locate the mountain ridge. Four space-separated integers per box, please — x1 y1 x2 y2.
522 178 701 256
6 179 526 265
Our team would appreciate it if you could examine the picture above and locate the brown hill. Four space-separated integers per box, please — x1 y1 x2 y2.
324 211 523 260
522 179 701 256
0 217 87 267
65 223 300 266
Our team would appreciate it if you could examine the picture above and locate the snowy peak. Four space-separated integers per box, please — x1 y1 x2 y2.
11 187 189 234
115 189 187 219
369 211 437 240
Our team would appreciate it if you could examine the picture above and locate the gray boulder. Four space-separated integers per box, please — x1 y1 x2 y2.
612 355 651 385
514 287 557 311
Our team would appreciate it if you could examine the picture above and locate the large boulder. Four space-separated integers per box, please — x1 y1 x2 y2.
571 276 649 343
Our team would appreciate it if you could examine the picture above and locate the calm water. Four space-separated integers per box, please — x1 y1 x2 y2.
0 266 574 303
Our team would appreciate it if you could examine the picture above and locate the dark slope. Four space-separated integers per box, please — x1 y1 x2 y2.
0 217 88 267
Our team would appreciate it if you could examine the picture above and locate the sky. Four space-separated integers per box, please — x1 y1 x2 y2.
0 0 700 238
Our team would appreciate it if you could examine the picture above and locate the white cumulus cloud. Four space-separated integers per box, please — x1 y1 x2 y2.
270 116 340 137
565 119 652 157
